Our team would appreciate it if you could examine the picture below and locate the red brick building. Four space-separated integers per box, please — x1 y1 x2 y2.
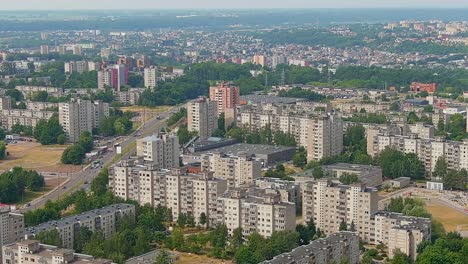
410 82 437 93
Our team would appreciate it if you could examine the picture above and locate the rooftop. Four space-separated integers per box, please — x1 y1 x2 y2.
25 203 134 236
196 143 295 157
240 94 306 105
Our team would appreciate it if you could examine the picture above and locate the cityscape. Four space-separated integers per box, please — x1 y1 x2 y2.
0 2 467 264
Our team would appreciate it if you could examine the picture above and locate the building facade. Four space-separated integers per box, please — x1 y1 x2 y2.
187 97 218 138
136 134 180 169
209 82 240 115
59 99 109 142
144 66 157 89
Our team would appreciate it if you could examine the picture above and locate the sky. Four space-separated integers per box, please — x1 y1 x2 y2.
1 0 468 10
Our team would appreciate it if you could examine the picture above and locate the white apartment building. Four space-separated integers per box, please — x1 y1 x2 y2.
64 61 97 74
144 66 157 89
136 134 180 169
97 69 112 89
200 152 262 188
0 109 54 131
187 97 218 138
2 240 112 264
302 180 431 261
24 204 135 249
238 107 343 162
59 99 109 142
217 188 296 238
368 127 468 173
110 164 227 227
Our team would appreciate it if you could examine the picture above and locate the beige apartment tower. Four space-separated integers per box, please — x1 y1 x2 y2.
187 97 218 138
136 134 180 169
144 66 158 89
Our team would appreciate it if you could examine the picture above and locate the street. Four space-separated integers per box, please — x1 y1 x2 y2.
20 106 178 213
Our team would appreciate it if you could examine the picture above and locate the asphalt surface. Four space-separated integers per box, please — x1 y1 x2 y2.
20 106 178 213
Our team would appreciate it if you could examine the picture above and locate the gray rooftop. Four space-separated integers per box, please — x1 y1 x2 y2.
240 95 306 104
25 203 135 236
261 232 358 264
196 143 295 156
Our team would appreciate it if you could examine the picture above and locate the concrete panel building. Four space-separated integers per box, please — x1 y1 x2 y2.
187 97 218 138
59 99 109 142
261 232 360 264
2 240 112 264
209 82 240 115
144 66 157 89
25 204 135 249
136 134 180 169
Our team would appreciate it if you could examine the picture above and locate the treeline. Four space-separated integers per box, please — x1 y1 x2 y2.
433 157 468 191
0 167 45 203
388 40 468 55
98 110 134 137
24 169 120 226
167 108 186 126
343 113 388 124
61 132 94 165
138 62 264 106
33 114 66 145
278 87 326 101
225 126 297 147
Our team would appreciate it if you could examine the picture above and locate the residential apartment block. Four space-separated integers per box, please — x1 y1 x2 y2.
113 89 143 105
15 86 64 98
237 104 343 162
200 152 262 188
97 69 112 89
0 204 24 262
217 188 296 238
187 97 218 138
144 66 157 89
367 126 468 173
59 99 109 142
2 240 112 264
209 82 240 115
0 109 55 131
261 232 360 264
64 61 97 74
302 180 431 260
25 204 135 249
109 164 227 227
136 134 180 169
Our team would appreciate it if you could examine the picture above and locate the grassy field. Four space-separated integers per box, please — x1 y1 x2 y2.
175 252 233 264
0 141 81 173
426 200 468 232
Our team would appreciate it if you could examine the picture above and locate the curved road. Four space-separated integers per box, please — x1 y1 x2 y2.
21 106 179 213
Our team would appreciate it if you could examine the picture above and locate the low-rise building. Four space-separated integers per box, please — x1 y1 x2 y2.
2 240 112 264
322 163 383 187
0 109 54 131
261 232 360 264
389 177 411 189
25 204 135 249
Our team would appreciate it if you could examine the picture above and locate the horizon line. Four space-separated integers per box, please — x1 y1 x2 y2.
2 7 468 11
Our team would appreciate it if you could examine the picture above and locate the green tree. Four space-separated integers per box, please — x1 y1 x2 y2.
433 157 448 180
339 173 360 185
312 166 324 179
390 249 409 264
0 141 6 160
199 212 207 227
36 229 63 247
61 144 85 165
74 227 92 253
154 250 171 264
339 220 347 231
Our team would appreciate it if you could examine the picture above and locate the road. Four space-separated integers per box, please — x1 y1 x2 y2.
20 106 179 213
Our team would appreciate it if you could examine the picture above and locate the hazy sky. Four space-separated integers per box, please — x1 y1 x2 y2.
1 0 468 10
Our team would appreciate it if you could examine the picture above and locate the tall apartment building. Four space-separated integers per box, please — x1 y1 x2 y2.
0 205 24 256
262 232 360 264
65 61 97 74
97 69 112 89
200 152 261 188
144 66 157 89
0 97 11 110
238 106 343 162
302 180 431 261
253 55 266 67
217 188 296 237
2 240 112 264
187 97 218 138
302 179 378 241
271 55 287 69
25 204 135 249
307 114 343 161
39 45 49 55
109 165 227 227
59 99 109 142
367 127 468 173
111 64 128 91
136 134 180 169
209 82 240 115
72 45 82 55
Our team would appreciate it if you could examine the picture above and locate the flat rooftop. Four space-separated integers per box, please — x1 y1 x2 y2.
195 143 295 156
240 95 306 104
25 203 134 236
